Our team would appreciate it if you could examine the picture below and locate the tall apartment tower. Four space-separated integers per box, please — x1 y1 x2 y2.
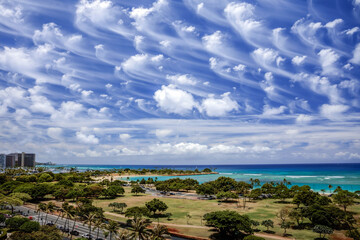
7 152 36 168
0 154 5 169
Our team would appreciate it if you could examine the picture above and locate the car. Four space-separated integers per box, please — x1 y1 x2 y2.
81 233 93 239
61 228 70 233
46 222 55 226
95 238 104 240
70 230 79 236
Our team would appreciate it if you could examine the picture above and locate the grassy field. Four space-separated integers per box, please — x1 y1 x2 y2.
92 187 360 239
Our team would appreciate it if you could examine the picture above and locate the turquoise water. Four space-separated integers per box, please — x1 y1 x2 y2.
48 163 360 192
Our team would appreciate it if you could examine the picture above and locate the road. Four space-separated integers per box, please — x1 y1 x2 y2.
14 205 107 240
13 205 186 240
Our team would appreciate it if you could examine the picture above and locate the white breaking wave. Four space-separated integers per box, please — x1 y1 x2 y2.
285 175 318 178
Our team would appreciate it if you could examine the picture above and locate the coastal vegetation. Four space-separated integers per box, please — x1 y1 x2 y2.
0 168 359 239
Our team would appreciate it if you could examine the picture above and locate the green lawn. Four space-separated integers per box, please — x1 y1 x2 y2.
93 188 359 239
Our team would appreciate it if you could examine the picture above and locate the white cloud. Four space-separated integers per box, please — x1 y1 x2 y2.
292 56 307 66
202 31 224 52
0 86 27 110
224 2 261 36
350 43 360 65
343 27 360 35
262 105 286 116
318 49 340 75
320 104 349 121
181 25 195 32
47 127 63 139
76 131 99 144
121 53 163 73
201 92 239 117
296 114 313 124
233 64 246 71
51 101 84 120
86 149 102 157
88 107 110 118
154 85 196 115
30 95 55 114
76 0 115 24
253 48 279 65
209 57 218 70
150 142 207 154
166 74 197 85
81 90 93 97
13 108 30 120
151 54 164 62
160 40 171 48
155 129 173 138
325 19 343 28
293 73 342 104
119 133 131 141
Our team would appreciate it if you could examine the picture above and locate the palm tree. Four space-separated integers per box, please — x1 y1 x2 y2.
117 229 130 240
84 211 97 237
38 203 46 225
62 203 75 230
104 220 119 240
54 206 64 225
151 224 169 240
93 217 105 239
329 184 333 193
45 202 56 224
128 218 151 240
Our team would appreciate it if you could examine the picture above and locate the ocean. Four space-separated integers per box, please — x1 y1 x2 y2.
48 163 360 192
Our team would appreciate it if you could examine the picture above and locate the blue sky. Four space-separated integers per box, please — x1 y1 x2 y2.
0 0 359 164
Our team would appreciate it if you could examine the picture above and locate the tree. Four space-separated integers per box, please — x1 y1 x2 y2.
186 213 192 225
216 191 238 202
44 202 56 225
196 182 216 195
277 208 289 224
250 220 260 231
332 190 355 212
104 220 119 240
93 218 105 240
0 214 5 225
5 216 29 230
131 185 146 196
328 185 333 193
145 199 168 216
280 222 291 236
151 224 169 240
261 220 274 232
125 206 150 219
313 225 333 239
83 211 97 237
249 189 262 200
292 189 319 207
289 208 304 227
128 218 152 240
108 202 127 213
203 210 252 238
0 195 23 213
214 177 238 192
274 184 291 202
243 236 265 240
19 221 40 233
9 192 32 203
38 173 53 182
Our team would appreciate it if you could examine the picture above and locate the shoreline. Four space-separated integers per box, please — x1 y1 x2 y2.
93 172 218 182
